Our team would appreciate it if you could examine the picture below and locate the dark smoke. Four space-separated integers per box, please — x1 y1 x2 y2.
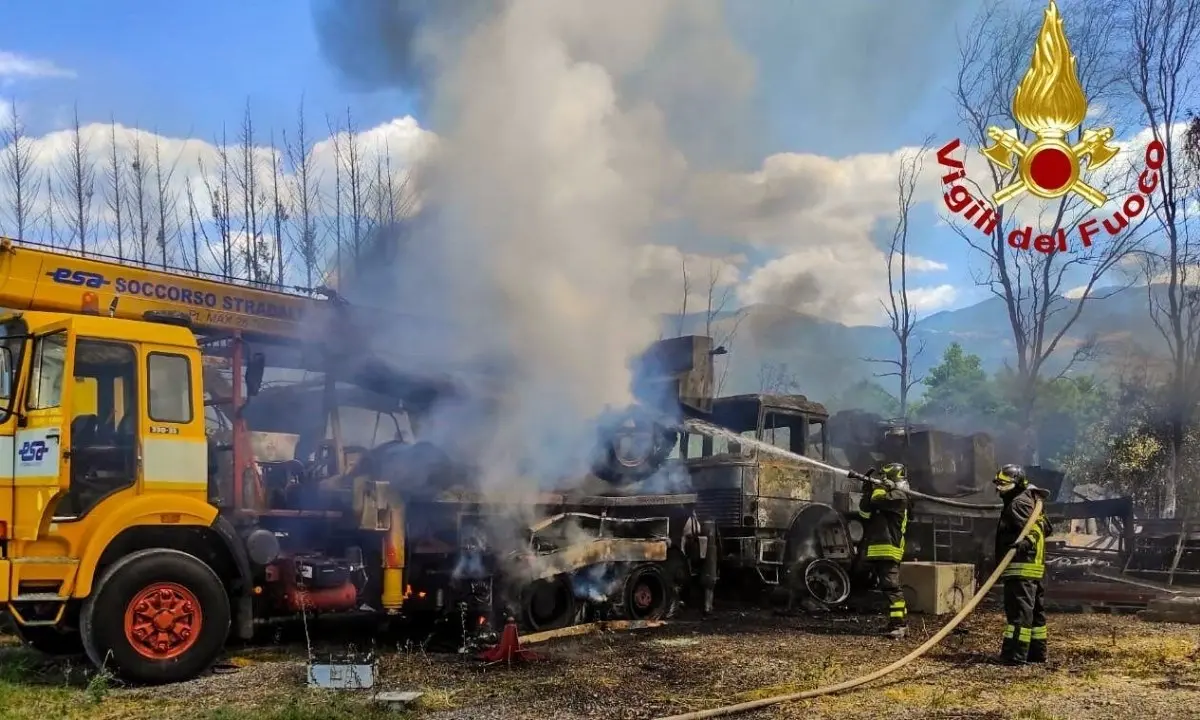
310 0 496 99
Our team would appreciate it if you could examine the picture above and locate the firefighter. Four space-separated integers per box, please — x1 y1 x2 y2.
993 463 1052 665
848 463 910 638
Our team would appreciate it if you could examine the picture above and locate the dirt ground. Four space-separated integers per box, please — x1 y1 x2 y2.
2 603 1200 720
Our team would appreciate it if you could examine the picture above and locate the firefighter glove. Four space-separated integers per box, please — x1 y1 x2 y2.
1008 538 1032 553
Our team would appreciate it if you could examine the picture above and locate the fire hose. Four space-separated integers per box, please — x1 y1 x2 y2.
654 493 1043 720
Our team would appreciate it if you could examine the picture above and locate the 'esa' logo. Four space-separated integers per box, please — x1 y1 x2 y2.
18 440 48 463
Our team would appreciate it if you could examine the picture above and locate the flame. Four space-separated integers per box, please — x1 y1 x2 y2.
1012 1 1088 136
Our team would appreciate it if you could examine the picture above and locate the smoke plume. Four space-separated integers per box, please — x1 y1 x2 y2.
312 0 757 490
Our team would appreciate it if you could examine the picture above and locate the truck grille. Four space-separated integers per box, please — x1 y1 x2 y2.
695 487 744 527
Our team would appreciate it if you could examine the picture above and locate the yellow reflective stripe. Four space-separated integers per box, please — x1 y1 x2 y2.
889 610 905 618
889 600 906 609
1018 627 1032 642
858 510 872 519
1031 626 1047 640
900 509 908 554
866 545 903 560
1003 624 1015 639
1001 562 1044 579
870 488 887 500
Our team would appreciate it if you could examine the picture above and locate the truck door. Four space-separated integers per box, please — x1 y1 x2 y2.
12 321 74 540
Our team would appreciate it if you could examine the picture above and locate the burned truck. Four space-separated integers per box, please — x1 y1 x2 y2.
227 336 714 650
674 393 856 604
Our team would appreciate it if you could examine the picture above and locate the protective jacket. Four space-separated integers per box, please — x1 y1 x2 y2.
995 485 1052 579
858 482 909 561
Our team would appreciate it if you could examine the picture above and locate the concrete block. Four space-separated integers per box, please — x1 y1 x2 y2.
900 561 976 616
1139 595 1200 624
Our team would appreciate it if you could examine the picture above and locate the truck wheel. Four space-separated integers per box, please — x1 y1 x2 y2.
13 624 84 656
83 548 230 685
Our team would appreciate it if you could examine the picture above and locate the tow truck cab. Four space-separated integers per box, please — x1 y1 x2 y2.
0 309 211 616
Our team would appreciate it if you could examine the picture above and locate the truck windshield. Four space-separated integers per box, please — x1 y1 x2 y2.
0 318 28 422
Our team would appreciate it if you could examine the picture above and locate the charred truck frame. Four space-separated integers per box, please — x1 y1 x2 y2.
0 238 709 684
674 394 856 605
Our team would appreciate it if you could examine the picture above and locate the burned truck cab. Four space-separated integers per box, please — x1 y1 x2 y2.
679 394 854 592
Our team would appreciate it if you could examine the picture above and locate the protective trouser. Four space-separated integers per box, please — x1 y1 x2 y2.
871 559 906 628
1002 577 1046 663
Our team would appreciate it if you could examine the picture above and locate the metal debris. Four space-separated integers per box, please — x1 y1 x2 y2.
308 652 376 689
373 691 424 711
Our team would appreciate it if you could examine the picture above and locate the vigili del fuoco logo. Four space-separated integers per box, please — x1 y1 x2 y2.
937 0 1165 253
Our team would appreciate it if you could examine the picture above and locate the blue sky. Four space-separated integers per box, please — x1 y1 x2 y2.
2 0 1118 324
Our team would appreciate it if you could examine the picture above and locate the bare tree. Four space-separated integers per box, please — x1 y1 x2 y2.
198 127 235 276
43 172 58 247
127 128 152 264
104 118 126 258
1 99 40 240
702 260 746 396
286 98 323 288
326 114 345 283
951 0 1144 462
676 254 690 337
184 175 201 273
864 141 932 419
151 135 180 268
1127 0 1200 516
342 108 368 274
59 105 96 255
758 361 799 394
234 101 270 282
269 131 287 284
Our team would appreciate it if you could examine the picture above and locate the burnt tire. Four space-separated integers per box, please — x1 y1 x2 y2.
13 624 84 656
521 577 577 632
622 564 673 621
82 548 230 685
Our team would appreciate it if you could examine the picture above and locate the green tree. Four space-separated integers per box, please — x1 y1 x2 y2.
915 343 1005 424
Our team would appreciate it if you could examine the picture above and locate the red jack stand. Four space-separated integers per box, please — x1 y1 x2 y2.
477 617 541 664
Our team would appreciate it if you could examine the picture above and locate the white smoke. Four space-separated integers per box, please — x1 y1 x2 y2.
337 0 756 491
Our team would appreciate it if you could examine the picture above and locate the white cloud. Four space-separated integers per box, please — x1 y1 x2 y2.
907 284 958 312
906 255 948 272
0 51 75 81
0 106 964 326
0 116 437 280
686 143 948 324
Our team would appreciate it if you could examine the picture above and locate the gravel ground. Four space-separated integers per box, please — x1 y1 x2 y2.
5 603 1200 720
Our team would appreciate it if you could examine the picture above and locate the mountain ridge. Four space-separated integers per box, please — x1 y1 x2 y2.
671 283 1167 405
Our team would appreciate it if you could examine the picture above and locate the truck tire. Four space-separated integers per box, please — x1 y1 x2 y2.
81 548 230 685
13 624 84 656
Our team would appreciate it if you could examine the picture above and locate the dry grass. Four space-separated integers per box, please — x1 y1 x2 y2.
1 607 1200 719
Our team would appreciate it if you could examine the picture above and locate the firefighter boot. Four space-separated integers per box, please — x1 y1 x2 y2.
999 637 1028 666
884 618 907 639
1028 638 1046 663
1001 638 1030 666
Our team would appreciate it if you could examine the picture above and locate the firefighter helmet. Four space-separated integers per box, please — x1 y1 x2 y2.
994 464 1027 493
881 462 910 491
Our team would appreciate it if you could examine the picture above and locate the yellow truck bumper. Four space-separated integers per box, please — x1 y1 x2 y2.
0 559 9 603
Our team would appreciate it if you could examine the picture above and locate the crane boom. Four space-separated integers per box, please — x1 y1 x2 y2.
0 237 338 341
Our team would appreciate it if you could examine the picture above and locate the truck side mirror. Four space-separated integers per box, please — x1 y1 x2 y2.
246 353 265 398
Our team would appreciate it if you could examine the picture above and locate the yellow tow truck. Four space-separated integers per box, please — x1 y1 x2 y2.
0 237 423 682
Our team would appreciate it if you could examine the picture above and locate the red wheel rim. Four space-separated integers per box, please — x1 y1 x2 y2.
123 582 203 660
633 583 654 610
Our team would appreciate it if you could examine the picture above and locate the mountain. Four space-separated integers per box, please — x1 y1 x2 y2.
670 284 1171 408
